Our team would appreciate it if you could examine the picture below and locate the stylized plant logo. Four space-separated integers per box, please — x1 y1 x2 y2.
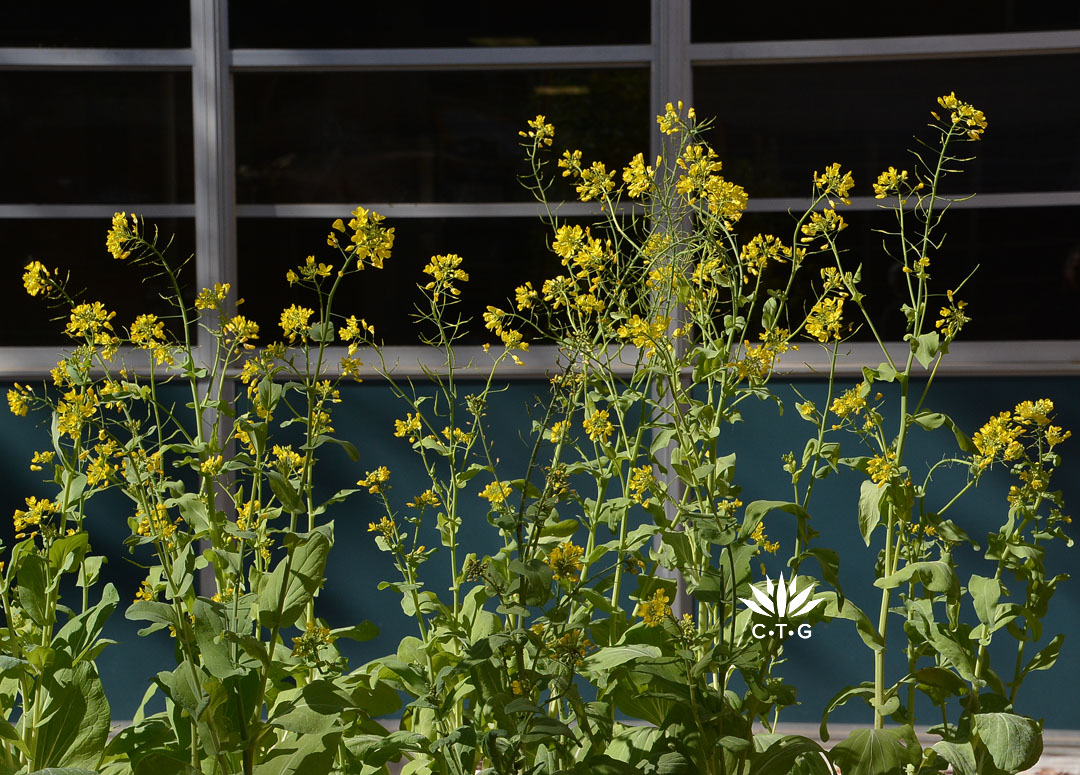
740 573 822 639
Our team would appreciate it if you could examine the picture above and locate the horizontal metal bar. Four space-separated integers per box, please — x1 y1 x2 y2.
0 204 196 219
235 202 605 219
748 191 1080 213
691 30 1080 65
0 47 194 70
2 340 1078 381
230 45 653 71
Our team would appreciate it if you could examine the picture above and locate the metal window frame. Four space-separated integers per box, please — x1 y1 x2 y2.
0 4 1078 378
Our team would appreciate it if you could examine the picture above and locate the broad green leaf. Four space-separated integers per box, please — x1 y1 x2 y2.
750 735 829 775
875 561 958 596
47 532 90 574
191 598 236 678
820 593 882 651
828 727 920 775
910 331 940 369
257 524 333 629
54 583 119 666
972 712 1042 772
18 553 50 627
581 645 660 673
271 681 353 736
1022 633 1065 676
254 728 340 775
134 754 202 775
30 662 110 769
857 480 884 547
931 740 977 775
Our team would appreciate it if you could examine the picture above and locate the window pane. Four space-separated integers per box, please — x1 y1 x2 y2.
231 0 650 48
734 207 1080 342
0 73 194 204
0 1 190 47
0 219 196 347
235 69 649 204
692 1 1080 42
693 56 1080 197
237 217 568 346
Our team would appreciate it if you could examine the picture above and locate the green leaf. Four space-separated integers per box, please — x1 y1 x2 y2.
271 681 353 736
828 727 920 775
581 645 661 673
857 480 885 547
315 435 360 461
820 593 882 651
931 740 977 775
254 728 341 775
191 598 236 678
134 754 202 775
1022 633 1064 675
910 331 940 369
257 524 333 629
750 735 829 775
53 583 119 666
18 553 50 627
267 470 303 514
972 713 1042 772
26 769 101 775
875 561 958 596
910 412 976 453
47 532 90 574
30 662 111 769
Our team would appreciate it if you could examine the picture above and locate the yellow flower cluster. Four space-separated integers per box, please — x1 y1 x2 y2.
106 212 136 260
545 541 584 582
482 306 528 352
873 167 910 199
675 144 748 222
627 465 656 506
730 341 782 384
622 153 657 198
368 515 395 540
936 289 970 340
805 296 845 342
800 207 847 243
22 260 52 297
575 161 616 203
552 629 592 666
657 101 694 135
340 207 395 268
583 409 614 443
7 384 31 417
831 382 868 419
339 315 374 356
394 413 422 441
423 254 468 300
479 481 512 505
279 304 314 343
741 234 791 277
867 450 898 485
548 420 570 443
273 445 305 474
637 588 672 627
195 282 231 311
514 281 539 311
616 315 670 359
291 619 333 660
408 489 440 510
750 522 780 554
519 114 554 146
813 163 855 205
936 92 988 140
136 503 179 546
357 466 391 494
13 495 58 538
223 315 259 350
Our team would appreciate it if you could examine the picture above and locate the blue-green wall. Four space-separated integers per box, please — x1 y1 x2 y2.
2 376 1077 729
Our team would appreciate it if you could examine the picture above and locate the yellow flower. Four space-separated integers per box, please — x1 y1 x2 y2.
831 383 867 419
66 302 115 340
224 315 259 347
22 261 52 297
29 450 54 471
583 409 614 443
14 495 58 537
548 420 570 443
273 444 305 474
973 412 1024 469
135 580 156 602
741 234 791 276
345 207 395 268
627 465 656 506
622 152 655 198
575 161 616 203
813 163 855 205
200 455 224 476
804 297 845 342
545 541 584 582
394 413 422 441
194 282 230 311
657 100 693 135
106 212 136 260
408 489 440 509
514 282 539 311
730 342 778 383
867 450 898 485
519 114 554 146
357 466 391 494
637 588 672 627
279 304 314 343
367 515 395 540
616 315 670 359
936 289 970 340
479 481 512 505
1046 425 1072 448
800 207 847 243
937 92 988 140
422 254 468 299
7 384 31 417
873 167 909 199
1015 399 1054 426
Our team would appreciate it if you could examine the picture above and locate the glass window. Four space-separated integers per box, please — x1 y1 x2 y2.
692 56 1080 198
0 219 196 347
692 1 1080 42
235 69 649 204
230 0 650 48
0 73 194 204
0 2 190 47
733 207 1080 342
237 217 571 346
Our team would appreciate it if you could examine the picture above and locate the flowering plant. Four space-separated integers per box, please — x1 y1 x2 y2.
1 93 1071 775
